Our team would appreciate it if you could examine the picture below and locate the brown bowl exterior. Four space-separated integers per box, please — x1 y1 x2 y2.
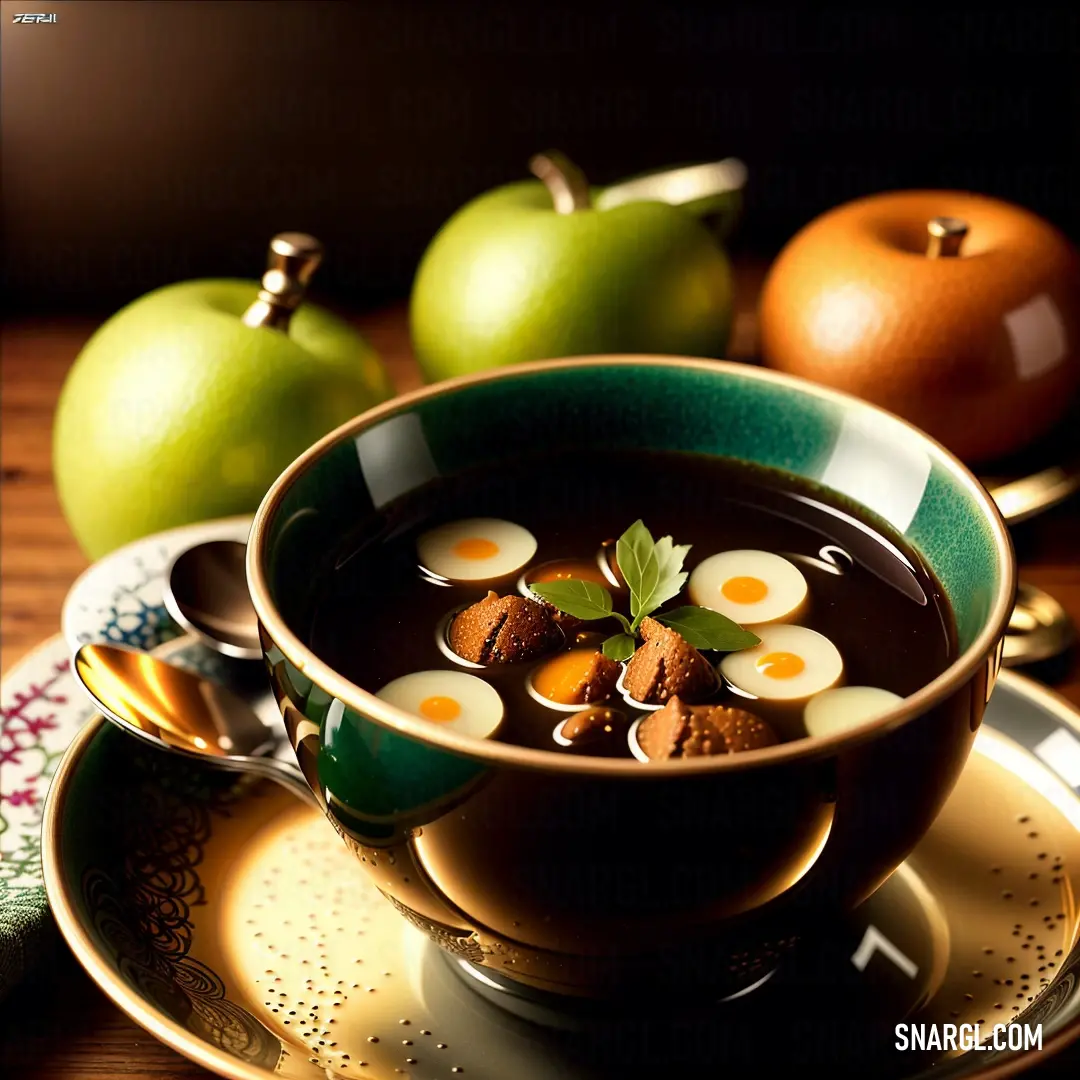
269 650 992 1000
249 356 1014 1003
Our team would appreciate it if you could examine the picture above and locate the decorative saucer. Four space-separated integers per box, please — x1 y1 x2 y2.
2 515 267 1000
4 513 261 906
7 513 266 912
41 669 1080 1079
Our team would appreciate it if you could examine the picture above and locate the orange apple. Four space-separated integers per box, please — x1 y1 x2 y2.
758 191 1080 464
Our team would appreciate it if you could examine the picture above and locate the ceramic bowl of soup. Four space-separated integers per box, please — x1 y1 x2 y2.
247 356 1014 1007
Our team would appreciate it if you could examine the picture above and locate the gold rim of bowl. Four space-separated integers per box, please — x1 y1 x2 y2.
245 355 1017 777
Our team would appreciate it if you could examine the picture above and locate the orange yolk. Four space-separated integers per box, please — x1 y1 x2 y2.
452 536 499 560
532 649 602 705
755 651 806 680
419 695 461 722
530 559 608 584
721 575 769 604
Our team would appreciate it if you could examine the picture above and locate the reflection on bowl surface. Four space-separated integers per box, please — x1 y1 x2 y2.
250 356 1014 1002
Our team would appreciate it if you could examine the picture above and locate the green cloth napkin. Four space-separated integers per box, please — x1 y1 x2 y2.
0 881 54 1001
1 634 92 1002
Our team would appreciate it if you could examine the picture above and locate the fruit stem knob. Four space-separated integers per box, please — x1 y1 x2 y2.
529 151 591 213
926 217 968 258
241 232 325 331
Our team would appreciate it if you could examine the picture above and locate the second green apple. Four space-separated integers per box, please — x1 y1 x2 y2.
409 152 742 382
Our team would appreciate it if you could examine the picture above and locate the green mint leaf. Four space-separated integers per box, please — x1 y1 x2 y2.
528 579 613 622
617 521 692 631
602 633 636 661
617 519 659 628
656 606 761 652
612 611 633 635
641 534 691 613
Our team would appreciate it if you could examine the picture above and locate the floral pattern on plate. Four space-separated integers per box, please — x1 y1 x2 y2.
61 515 251 656
1 637 94 894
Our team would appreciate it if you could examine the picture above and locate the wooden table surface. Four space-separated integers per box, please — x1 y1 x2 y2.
2 281 1079 1078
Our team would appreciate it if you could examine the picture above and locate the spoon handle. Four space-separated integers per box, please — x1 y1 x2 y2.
233 753 321 808
986 460 1080 525
1002 580 1075 668
594 158 747 239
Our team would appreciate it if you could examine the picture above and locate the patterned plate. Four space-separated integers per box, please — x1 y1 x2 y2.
40 669 1080 1079
0 515 256 1001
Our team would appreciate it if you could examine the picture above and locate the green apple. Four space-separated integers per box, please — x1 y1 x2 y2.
54 238 393 560
409 152 744 383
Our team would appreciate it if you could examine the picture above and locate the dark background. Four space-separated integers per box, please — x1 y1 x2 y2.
2 0 1078 315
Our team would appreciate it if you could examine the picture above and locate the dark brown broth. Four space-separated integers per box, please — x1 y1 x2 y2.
308 450 957 756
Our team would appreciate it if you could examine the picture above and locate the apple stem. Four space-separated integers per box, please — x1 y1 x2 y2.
241 232 325 332
926 217 968 258
529 151 591 213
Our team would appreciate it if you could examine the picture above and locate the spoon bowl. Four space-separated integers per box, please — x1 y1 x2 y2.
164 539 262 660
72 642 313 804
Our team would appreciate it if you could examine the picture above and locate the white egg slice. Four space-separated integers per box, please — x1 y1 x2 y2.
719 624 843 702
376 670 504 740
803 686 903 739
688 549 808 624
416 518 537 582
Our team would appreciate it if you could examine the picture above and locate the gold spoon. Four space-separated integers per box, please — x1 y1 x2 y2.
72 642 315 805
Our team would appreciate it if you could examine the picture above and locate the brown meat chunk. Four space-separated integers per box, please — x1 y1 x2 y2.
713 707 780 754
535 598 583 635
449 591 563 664
621 617 715 704
680 710 732 757
573 651 621 704
635 695 690 759
637 696 778 760
531 648 620 707
561 706 626 744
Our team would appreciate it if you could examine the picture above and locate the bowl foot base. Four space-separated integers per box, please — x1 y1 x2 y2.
443 951 780 1031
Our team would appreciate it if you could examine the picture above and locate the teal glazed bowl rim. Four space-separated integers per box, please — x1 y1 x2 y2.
246 355 1016 776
